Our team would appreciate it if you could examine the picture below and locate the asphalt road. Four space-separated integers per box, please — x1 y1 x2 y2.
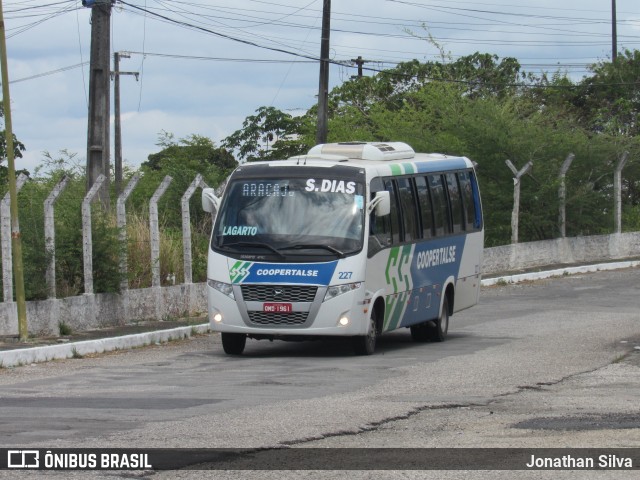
0 267 639 479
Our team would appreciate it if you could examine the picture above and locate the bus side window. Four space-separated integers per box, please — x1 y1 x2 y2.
368 177 391 256
415 176 434 239
457 170 479 231
446 173 465 234
396 177 419 242
383 179 402 245
428 174 449 236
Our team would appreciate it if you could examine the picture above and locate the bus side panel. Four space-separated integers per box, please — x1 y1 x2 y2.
453 230 484 312
366 235 467 333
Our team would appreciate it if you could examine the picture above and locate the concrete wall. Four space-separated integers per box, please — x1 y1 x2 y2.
1 232 639 337
0 283 207 336
482 232 640 275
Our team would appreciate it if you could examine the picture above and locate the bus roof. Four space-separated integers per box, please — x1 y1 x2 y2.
232 142 474 177
307 142 415 161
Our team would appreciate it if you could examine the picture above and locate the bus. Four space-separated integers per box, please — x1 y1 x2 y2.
201 142 484 355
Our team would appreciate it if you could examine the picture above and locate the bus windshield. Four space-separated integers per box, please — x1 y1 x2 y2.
213 176 366 257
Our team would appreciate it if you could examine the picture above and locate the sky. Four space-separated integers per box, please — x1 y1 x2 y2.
2 0 639 174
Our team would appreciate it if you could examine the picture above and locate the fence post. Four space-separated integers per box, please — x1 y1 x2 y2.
182 174 208 284
558 153 575 238
44 175 70 299
1 173 28 302
116 173 141 291
505 160 533 244
150 176 173 288
614 151 629 234
82 174 106 295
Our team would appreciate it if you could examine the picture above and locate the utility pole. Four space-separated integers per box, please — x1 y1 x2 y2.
316 0 331 145
612 0 617 60
84 0 112 208
0 0 28 340
113 51 138 196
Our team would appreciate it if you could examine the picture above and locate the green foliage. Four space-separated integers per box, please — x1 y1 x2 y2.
573 49 640 136
126 133 235 286
0 102 28 183
133 133 234 222
58 321 72 336
316 52 640 246
222 106 311 162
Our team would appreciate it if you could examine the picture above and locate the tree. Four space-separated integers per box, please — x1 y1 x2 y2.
222 106 311 162
0 102 28 184
143 131 236 172
574 49 640 136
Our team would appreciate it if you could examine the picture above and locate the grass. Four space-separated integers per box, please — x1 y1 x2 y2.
59 321 72 336
612 353 629 364
125 211 193 289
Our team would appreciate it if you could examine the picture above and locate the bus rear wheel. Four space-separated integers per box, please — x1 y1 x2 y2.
427 298 449 342
221 333 247 355
353 311 378 355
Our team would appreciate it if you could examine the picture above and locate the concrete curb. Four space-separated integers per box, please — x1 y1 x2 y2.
1 261 637 368
0 324 210 368
480 260 640 287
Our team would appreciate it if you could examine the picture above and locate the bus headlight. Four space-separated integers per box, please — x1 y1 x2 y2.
207 279 235 299
324 282 362 302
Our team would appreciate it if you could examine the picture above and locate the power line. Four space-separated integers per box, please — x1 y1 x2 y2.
9 61 89 83
125 50 316 63
5 1 638 92
117 1 323 62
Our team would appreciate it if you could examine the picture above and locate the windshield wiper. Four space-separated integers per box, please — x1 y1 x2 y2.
221 241 286 259
282 244 345 258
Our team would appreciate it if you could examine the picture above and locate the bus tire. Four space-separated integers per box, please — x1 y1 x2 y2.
221 333 247 355
353 310 378 355
428 298 449 342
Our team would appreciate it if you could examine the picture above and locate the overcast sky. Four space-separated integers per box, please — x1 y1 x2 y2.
3 0 639 173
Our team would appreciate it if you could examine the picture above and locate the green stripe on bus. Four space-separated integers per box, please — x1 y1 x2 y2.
383 245 413 330
390 164 403 176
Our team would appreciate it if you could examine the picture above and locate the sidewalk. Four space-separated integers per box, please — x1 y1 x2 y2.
1 260 638 368
0 317 209 368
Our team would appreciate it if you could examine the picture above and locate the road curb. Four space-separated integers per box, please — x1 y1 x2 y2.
481 260 640 287
0 324 210 368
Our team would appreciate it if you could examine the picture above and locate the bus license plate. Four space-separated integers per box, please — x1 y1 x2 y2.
263 303 292 313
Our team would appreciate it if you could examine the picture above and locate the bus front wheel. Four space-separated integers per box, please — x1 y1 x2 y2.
353 310 378 355
221 332 247 355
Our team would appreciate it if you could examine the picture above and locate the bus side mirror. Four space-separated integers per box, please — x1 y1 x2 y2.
202 188 220 213
369 190 390 217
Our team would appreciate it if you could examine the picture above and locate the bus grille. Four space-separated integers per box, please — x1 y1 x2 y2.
241 284 318 302
248 311 309 326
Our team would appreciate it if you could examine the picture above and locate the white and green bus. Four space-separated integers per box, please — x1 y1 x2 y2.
202 142 484 355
